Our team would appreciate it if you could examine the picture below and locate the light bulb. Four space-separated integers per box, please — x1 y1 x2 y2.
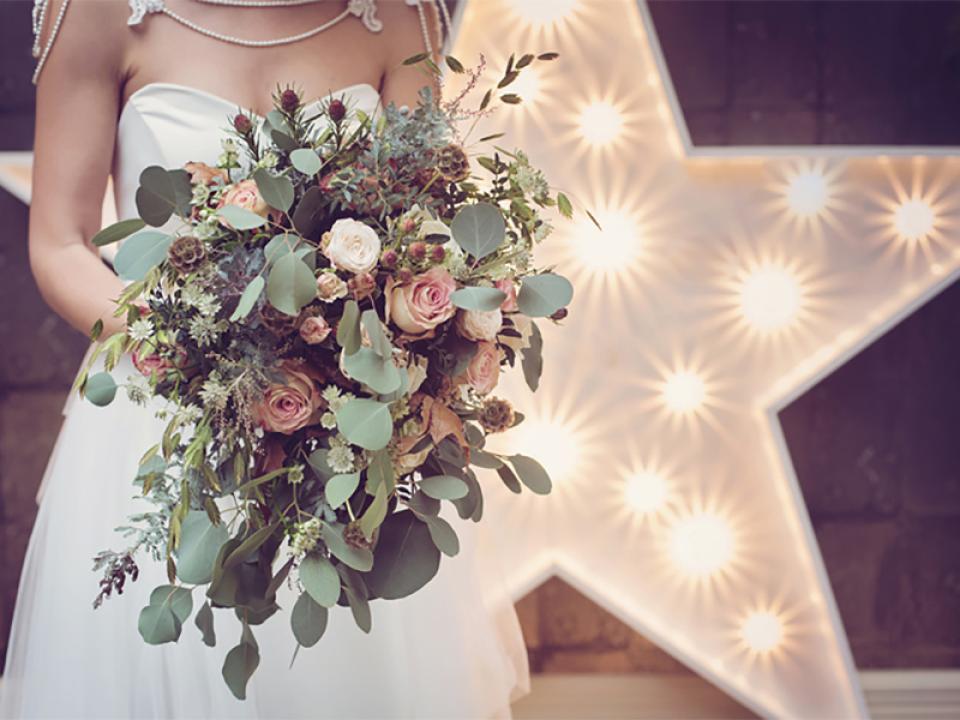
741 611 783 653
669 512 735 577
570 210 641 273
893 199 935 241
578 102 623 147
739 265 802 331
625 471 669 515
785 171 829 217
511 0 578 26
661 371 705 413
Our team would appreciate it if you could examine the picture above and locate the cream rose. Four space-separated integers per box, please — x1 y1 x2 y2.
218 179 270 219
465 341 501 395
456 308 502 342
253 361 324 435
386 266 457 337
184 161 228 187
299 316 331 345
316 272 348 302
323 219 381 274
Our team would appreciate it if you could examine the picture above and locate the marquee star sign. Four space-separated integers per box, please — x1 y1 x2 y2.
451 1 960 717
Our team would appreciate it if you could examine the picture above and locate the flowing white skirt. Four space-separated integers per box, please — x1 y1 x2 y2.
0 350 530 719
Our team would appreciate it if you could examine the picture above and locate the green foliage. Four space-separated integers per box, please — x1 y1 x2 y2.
177 510 229 584
335 399 393 451
290 148 322 176
509 454 552 495
521 321 544 391
266 253 315 316
195 601 216 647
91 218 146 247
517 273 574 317
291 592 328 647
229 275 265 322
218 205 269 230
450 202 506 259
364 511 440 600
222 622 259 700
84 372 117 407
253 168 294 213
135 166 191 226
418 475 468 500
113 230 172 282
324 472 360 508
299 553 341 608
450 286 507 311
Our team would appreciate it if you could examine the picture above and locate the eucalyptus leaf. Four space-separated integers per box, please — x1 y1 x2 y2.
113 230 172 282
450 202 505 259
335 398 393 451
292 186 325 238
423 515 460 557
364 511 440 600
366 449 394 494
341 348 402 395
325 472 360 508
290 148 322 176
450 287 507 312
223 522 280 570
307 449 336 482
84 371 117 407
91 218 146 247
291 591 328 647
407 491 441 517
266 252 316 316
135 166 191 226
222 628 259 700
253 168 294 213
520 320 544 391
229 275 265 322
471 449 504 469
138 603 181 645
497 464 523 494
357 480 389 540
299 553 341 608
149 585 193 624
264 233 301 264
509 454 552 495
195 601 216 647
218 204 269 231
345 588 371 633
360 309 392 358
419 475 468 500
321 522 373 572
336 299 361 354
271 129 299 152
177 510 229 584
517 273 574 317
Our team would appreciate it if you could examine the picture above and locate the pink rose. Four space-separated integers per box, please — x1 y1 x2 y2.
299 316 331 345
316 272 348 302
253 360 324 435
495 278 519 312
132 345 188 378
218 179 271 226
184 161 228 187
386 266 457 337
465 341 501 395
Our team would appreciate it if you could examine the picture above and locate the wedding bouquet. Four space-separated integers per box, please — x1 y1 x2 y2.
75 52 575 698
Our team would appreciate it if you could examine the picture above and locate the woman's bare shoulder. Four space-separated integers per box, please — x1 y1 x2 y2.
34 0 131 82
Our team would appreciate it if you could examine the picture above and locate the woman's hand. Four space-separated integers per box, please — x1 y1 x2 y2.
29 0 131 339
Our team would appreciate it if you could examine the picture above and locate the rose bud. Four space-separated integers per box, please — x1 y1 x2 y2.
280 88 300 112
429 244 446 263
328 98 346 123
381 249 399 268
397 268 414 283
401 218 417 234
348 272 377 301
550 307 569 321
233 113 253 134
408 241 427 261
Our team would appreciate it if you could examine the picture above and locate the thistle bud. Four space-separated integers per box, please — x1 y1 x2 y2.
328 99 346 123
233 113 253 134
397 268 414 283
429 244 446 263
550 307 569 321
280 88 300 112
381 249 399 268
408 241 427 261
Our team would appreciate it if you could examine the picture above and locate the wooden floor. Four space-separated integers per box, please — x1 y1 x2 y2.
512 674 757 720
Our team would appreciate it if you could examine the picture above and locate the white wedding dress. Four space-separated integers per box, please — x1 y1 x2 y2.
0 82 529 719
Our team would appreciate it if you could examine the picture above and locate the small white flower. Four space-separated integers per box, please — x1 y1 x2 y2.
327 438 355 473
124 375 150 406
320 411 337 429
290 517 321 556
188 315 224 347
127 317 154 343
199 375 230 411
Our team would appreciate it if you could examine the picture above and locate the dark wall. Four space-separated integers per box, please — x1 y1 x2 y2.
649 0 960 146
0 1 36 151
780 280 960 668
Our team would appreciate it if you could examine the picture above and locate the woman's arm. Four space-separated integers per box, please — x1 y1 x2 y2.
29 0 131 338
378 1 444 109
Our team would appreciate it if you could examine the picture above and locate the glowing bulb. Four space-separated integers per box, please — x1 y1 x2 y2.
508 68 541 106
893 199 935 241
741 611 783 653
578 102 623 147
625 471 669 515
661 371 705 413
571 210 641 273
785 171 829 217
669 512 734 577
511 419 579 484
511 0 578 26
738 265 802 331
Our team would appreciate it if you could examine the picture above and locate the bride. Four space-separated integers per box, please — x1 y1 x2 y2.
0 1 530 717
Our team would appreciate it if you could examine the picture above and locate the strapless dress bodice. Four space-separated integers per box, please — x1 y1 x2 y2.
111 81 381 239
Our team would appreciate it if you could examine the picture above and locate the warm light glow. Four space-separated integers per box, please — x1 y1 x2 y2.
508 67 541 106
738 265 803 331
785 171 829 217
510 0 578 26
741 610 783 653
578 101 623 147
511 419 580 485
669 512 735 577
661 371 705 413
569 209 642 273
893 199 935 241
625 471 669 515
